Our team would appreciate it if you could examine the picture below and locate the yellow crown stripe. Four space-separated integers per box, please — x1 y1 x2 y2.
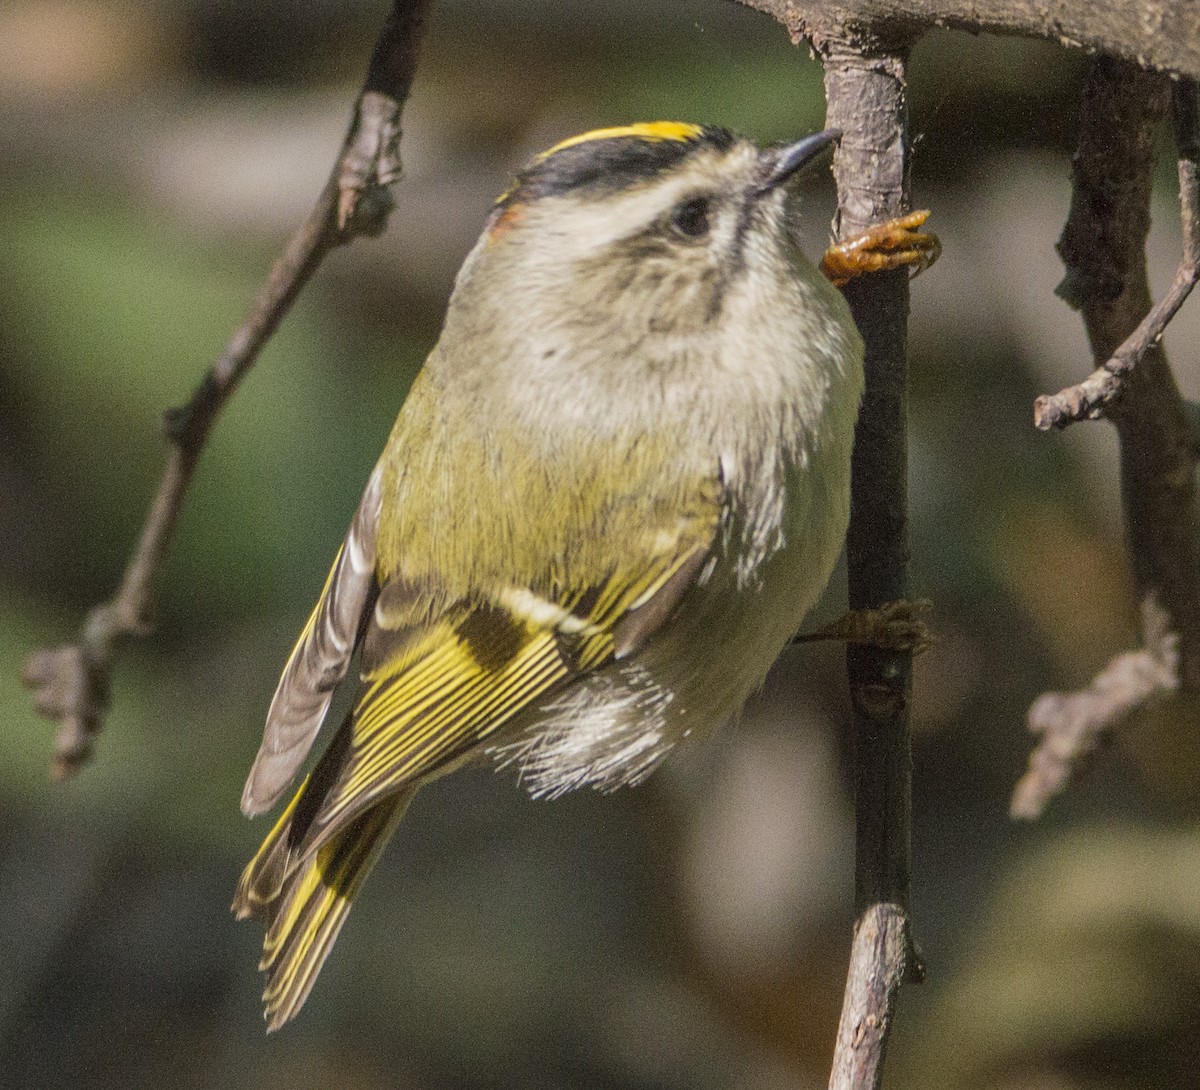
536 121 704 162
493 122 706 209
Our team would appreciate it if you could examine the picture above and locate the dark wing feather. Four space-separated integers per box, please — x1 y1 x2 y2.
240 469 383 816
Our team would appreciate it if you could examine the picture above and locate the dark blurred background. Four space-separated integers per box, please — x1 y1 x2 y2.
3 2 1200 1088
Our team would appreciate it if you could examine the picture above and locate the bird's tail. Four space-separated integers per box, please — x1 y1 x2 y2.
233 782 415 1031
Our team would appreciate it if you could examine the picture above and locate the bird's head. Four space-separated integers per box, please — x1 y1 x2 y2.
451 123 841 341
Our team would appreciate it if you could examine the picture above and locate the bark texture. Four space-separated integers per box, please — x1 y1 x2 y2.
822 35 920 1090
736 0 1200 80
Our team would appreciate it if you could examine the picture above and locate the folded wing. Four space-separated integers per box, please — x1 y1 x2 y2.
235 466 722 1029
240 469 383 817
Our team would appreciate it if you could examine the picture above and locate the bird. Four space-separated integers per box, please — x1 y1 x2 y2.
232 121 928 1029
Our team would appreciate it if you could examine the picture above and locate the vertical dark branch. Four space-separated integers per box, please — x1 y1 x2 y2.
1110 145 1200 696
821 32 919 1090
1056 60 1196 671
1012 66 1200 818
829 51 914 914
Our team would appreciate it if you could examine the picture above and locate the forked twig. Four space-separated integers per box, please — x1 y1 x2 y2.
1012 602 1179 819
22 0 433 779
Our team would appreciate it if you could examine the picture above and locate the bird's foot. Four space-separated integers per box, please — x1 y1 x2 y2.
820 211 941 288
794 598 933 654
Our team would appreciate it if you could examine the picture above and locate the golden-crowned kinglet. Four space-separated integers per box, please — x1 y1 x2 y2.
234 122 864 1029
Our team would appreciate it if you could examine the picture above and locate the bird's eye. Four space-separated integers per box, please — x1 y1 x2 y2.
670 196 712 239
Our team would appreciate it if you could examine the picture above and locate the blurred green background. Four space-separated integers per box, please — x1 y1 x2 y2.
3 2 1200 1088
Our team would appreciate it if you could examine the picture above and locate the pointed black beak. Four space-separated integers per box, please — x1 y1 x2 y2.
754 129 841 195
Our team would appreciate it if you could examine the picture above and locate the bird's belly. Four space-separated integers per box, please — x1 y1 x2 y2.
648 517 835 736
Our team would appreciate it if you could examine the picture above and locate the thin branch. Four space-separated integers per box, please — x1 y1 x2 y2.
22 0 434 780
827 904 921 1090
734 0 1200 81
1012 602 1179 819
821 29 920 1090
1013 66 1200 819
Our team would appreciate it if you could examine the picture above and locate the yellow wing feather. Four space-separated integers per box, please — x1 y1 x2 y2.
236 490 719 1029
296 538 705 855
257 790 413 1031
